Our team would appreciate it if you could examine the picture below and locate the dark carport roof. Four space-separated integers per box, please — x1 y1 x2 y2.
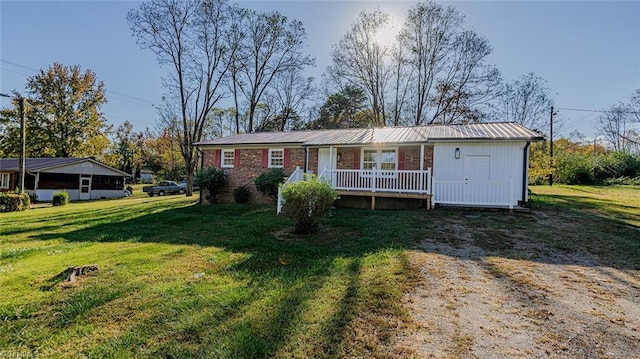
0 157 129 176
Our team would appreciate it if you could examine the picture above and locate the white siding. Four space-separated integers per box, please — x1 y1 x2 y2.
90 190 125 200
36 189 80 202
39 161 125 176
35 189 124 202
433 142 528 208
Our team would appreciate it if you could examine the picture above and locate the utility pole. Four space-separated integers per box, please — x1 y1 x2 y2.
1 92 27 194
549 106 556 186
17 95 26 194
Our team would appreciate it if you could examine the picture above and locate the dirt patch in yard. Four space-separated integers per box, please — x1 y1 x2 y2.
397 210 640 358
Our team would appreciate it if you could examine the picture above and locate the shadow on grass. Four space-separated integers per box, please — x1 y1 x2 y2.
29 204 418 358
22 191 639 357
534 193 640 228
412 191 640 295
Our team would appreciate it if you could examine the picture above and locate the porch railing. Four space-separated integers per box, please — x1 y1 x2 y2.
276 166 303 214
318 168 432 195
432 177 515 209
277 168 515 212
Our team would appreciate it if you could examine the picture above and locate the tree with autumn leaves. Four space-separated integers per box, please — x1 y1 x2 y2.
0 62 110 159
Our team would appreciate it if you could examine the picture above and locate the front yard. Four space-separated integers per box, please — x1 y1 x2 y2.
401 185 639 358
0 185 638 358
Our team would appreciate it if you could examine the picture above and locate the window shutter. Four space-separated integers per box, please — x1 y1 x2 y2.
261 149 268 168
234 149 240 167
214 149 221 167
353 147 360 169
283 149 290 168
398 147 406 170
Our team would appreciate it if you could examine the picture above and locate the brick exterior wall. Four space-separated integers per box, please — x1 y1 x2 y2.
201 147 305 204
201 144 434 204
334 145 433 170
307 148 318 175
336 148 355 169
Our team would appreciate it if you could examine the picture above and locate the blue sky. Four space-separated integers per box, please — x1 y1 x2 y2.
1 1 639 139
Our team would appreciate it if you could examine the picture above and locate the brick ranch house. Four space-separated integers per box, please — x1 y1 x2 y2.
0 157 129 201
195 122 544 210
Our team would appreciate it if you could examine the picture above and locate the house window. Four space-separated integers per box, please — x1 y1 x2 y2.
0 173 9 189
380 149 397 171
221 149 235 168
363 149 377 170
361 148 397 172
269 149 284 168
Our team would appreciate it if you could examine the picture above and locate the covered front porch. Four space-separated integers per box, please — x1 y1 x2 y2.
320 168 433 209
277 166 433 213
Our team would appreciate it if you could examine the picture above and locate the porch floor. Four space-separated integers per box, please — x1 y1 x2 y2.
336 190 432 210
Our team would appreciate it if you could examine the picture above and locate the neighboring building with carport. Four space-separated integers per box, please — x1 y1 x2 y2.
0 157 129 201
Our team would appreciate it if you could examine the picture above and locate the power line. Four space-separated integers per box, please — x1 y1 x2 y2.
104 113 157 127
1 59 157 106
107 92 156 107
556 107 640 115
1 59 160 128
107 90 155 105
0 67 31 77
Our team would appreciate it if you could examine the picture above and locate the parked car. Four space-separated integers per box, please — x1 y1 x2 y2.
178 180 200 191
142 181 186 197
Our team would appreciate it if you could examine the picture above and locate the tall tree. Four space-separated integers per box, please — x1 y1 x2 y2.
400 1 463 125
204 107 237 140
597 91 640 153
307 86 372 129
107 121 141 176
429 31 501 123
229 10 315 132
498 72 554 133
389 34 413 126
328 9 391 126
0 63 109 158
261 70 314 131
128 0 234 195
326 1 499 126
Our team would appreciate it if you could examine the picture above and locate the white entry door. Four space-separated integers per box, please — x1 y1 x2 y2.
317 148 332 176
464 155 490 181
79 175 91 200
463 155 490 204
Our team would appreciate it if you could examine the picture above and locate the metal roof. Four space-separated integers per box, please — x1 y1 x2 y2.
0 157 129 176
424 122 543 141
195 122 544 147
194 131 322 146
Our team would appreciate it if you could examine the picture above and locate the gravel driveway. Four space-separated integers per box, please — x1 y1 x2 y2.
398 211 640 358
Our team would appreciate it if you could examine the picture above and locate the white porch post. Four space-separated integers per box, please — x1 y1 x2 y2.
34 172 40 195
329 146 334 169
419 144 425 193
329 146 335 187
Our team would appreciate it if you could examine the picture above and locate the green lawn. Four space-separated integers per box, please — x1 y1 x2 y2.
0 193 425 358
1 185 638 358
530 184 640 227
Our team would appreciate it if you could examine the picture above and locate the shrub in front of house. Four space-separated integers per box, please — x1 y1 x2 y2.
254 168 285 197
195 166 226 203
52 191 69 206
281 175 338 234
233 185 250 203
0 193 30 212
